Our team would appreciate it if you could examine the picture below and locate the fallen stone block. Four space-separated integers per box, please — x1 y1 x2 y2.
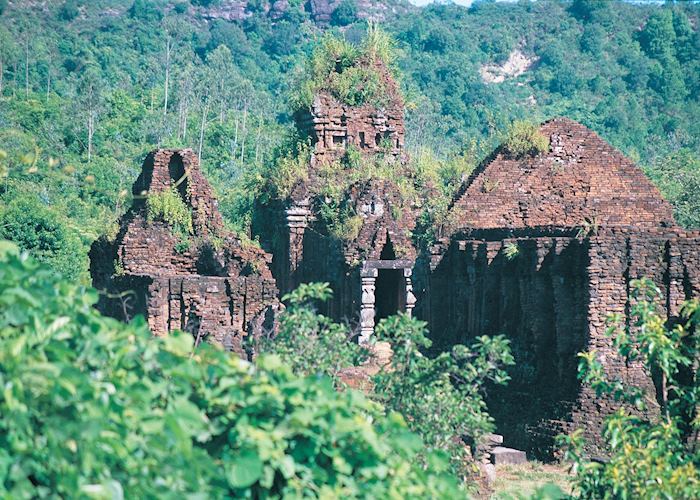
491 446 527 466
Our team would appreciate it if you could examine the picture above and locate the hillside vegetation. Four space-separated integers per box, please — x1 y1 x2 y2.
0 0 698 280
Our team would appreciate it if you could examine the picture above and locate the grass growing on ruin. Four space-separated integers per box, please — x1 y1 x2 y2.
502 121 550 159
288 25 399 112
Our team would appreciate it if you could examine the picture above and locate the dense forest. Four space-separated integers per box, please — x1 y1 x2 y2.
0 0 699 282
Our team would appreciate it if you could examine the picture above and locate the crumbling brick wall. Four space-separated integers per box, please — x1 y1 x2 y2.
422 118 699 457
422 227 700 457
295 59 404 167
422 234 589 456
90 149 279 357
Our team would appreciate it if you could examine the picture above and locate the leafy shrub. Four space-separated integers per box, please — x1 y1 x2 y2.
59 0 80 21
289 29 398 112
502 121 550 159
503 242 519 260
562 278 700 499
268 139 311 199
0 196 84 279
146 186 193 238
373 314 514 476
330 0 358 27
0 242 464 498
253 282 369 380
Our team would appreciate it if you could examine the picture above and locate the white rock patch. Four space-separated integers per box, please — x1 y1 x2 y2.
480 50 537 84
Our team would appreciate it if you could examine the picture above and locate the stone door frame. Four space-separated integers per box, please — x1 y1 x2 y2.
359 259 416 343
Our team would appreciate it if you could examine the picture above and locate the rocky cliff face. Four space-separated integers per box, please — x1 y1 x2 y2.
196 0 412 23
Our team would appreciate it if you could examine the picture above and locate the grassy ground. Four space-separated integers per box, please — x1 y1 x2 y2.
490 462 572 499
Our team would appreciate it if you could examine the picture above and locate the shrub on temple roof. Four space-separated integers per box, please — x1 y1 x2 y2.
502 120 550 159
289 26 399 112
146 186 193 236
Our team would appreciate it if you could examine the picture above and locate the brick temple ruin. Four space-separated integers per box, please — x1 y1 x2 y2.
90 149 278 357
420 118 700 456
91 65 700 458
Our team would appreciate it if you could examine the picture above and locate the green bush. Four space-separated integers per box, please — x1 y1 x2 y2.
289 29 397 112
562 278 700 499
0 197 85 279
252 282 369 380
373 314 514 476
146 186 193 237
502 121 550 159
0 242 463 498
330 0 358 27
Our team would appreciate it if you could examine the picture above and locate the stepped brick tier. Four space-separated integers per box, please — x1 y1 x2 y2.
419 118 700 457
449 118 675 230
295 59 405 168
90 149 279 357
258 57 416 343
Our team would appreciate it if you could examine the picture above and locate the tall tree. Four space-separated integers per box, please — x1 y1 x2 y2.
77 69 103 163
161 17 185 117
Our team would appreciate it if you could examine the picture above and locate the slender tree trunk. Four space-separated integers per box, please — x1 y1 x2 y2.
182 101 188 140
198 100 209 163
163 39 171 116
239 104 248 163
254 120 261 164
46 68 50 102
0 57 4 96
24 39 29 98
88 110 95 163
12 61 17 97
662 373 670 424
233 118 239 158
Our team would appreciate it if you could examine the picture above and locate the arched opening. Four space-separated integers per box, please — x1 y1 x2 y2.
375 236 405 321
168 154 188 202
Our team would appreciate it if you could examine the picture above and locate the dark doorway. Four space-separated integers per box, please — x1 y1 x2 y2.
168 154 188 201
376 268 403 321
375 236 405 321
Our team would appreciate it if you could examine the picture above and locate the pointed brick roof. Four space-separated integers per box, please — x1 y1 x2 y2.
451 118 675 231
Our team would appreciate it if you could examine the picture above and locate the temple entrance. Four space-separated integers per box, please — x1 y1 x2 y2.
358 237 416 342
375 237 403 320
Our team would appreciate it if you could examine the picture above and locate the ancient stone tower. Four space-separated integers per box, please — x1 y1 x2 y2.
423 118 700 456
264 57 416 342
90 149 279 356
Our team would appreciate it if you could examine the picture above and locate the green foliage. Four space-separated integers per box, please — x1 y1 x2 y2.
331 0 358 27
562 278 700 499
266 138 311 200
0 242 464 498
644 148 700 229
0 196 84 279
1 0 700 282
289 29 398 112
58 0 80 21
254 282 369 380
502 121 550 159
373 314 514 476
503 242 519 261
146 186 193 238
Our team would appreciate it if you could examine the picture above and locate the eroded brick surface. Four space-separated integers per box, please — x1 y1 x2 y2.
90 149 279 357
423 120 700 457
